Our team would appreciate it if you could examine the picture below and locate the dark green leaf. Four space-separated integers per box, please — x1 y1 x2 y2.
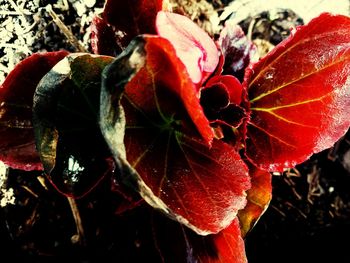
33 54 114 198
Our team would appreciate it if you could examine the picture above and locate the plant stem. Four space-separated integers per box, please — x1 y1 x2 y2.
67 197 86 246
46 5 87 53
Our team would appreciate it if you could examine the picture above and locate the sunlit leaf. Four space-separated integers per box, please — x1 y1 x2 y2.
0 51 68 170
101 36 250 235
33 54 114 198
244 13 350 171
238 161 272 237
195 219 247 263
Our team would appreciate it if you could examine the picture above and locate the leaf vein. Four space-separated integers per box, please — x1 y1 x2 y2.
248 122 297 148
248 29 350 89
250 54 350 103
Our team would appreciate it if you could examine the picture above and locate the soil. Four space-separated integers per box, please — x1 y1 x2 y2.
246 131 350 263
0 0 350 262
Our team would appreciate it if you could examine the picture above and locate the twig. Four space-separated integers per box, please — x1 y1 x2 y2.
25 204 39 227
8 0 32 16
46 5 87 53
271 204 286 217
37 175 49 191
328 138 343 161
20 185 39 198
18 21 38 35
247 17 256 41
285 167 301 178
285 201 307 219
54 0 69 11
291 186 303 201
67 197 86 246
0 11 26 15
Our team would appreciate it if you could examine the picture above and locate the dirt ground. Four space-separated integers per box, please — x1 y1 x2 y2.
1 0 350 262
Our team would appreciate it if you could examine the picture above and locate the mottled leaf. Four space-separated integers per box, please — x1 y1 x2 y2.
101 36 250 235
33 54 114 198
238 161 272 237
156 11 219 84
0 51 68 170
245 13 350 171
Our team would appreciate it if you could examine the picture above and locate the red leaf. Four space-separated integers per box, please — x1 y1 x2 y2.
124 37 250 234
244 13 350 171
90 15 121 56
201 75 248 131
101 36 250 234
126 36 214 145
200 74 249 150
102 0 166 46
238 161 272 237
0 51 68 170
153 213 247 263
124 130 250 234
156 11 219 84
205 75 243 105
196 219 247 263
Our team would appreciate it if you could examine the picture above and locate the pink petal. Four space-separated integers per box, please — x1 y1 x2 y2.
156 11 219 84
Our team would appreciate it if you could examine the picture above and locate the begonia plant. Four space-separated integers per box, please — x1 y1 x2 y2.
0 0 349 262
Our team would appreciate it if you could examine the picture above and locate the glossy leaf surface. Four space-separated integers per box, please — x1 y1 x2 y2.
101 36 250 235
0 51 68 170
195 219 247 263
238 161 272 237
33 54 114 198
245 13 350 171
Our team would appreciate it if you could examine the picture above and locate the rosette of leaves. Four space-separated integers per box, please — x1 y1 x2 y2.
0 0 349 261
